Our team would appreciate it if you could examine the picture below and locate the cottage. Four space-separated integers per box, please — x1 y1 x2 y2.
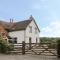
0 16 40 44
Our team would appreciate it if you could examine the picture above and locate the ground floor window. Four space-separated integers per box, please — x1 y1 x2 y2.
13 37 17 44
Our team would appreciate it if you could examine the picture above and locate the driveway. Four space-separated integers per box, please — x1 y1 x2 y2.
0 54 59 60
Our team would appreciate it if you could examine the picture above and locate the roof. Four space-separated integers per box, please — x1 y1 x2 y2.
0 16 40 32
12 20 32 31
0 21 9 29
0 20 32 31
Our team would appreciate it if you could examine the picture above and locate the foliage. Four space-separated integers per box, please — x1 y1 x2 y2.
7 43 14 51
0 38 14 53
0 40 7 53
40 37 58 49
8 39 13 43
57 39 60 58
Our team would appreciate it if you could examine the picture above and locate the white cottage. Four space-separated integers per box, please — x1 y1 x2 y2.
8 16 40 43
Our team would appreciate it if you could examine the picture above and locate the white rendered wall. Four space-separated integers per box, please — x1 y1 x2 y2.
9 30 25 43
25 20 40 43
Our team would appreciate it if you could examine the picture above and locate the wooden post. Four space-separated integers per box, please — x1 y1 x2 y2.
22 41 25 55
29 41 31 50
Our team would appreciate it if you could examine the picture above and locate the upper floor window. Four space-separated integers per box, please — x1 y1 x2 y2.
35 27 37 34
29 26 32 33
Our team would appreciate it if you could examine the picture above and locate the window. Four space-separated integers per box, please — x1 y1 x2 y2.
13 37 17 44
35 27 37 34
29 26 32 33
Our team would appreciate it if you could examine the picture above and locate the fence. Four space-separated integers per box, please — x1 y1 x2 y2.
9 41 57 56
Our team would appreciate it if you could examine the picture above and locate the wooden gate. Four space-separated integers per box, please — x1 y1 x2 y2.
8 42 57 56
30 43 57 56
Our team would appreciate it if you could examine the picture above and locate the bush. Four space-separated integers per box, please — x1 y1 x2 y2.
57 39 60 58
48 43 57 49
7 43 14 51
0 39 14 53
8 39 13 43
0 40 7 53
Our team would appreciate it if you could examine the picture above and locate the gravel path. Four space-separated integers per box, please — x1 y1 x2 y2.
0 54 59 60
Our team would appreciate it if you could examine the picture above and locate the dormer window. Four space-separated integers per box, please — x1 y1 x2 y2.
29 26 32 33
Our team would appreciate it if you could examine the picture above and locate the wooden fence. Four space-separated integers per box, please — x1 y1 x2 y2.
9 41 57 56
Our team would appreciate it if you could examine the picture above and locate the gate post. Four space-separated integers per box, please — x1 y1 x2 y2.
29 38 31 50
22 41 25 55
29 41 31 50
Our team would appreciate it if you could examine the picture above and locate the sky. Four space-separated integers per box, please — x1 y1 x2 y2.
0 0 60 37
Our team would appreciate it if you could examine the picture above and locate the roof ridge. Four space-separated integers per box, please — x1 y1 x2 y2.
15 19 32 23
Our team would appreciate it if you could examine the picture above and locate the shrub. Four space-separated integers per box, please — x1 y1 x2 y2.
8 39 13 43
0 40 7 53
0 39 14 53
7 43 14 51
48 43 57 49
57 39 60 58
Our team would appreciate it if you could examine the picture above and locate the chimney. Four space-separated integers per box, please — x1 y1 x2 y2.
9 18 14 29
10 18 13 23
10 18 11 23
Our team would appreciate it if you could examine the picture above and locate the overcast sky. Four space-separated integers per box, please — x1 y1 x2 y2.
0 0 60 37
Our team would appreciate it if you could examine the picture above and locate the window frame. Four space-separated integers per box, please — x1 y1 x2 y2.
35 27 37 34
29 26 32 33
